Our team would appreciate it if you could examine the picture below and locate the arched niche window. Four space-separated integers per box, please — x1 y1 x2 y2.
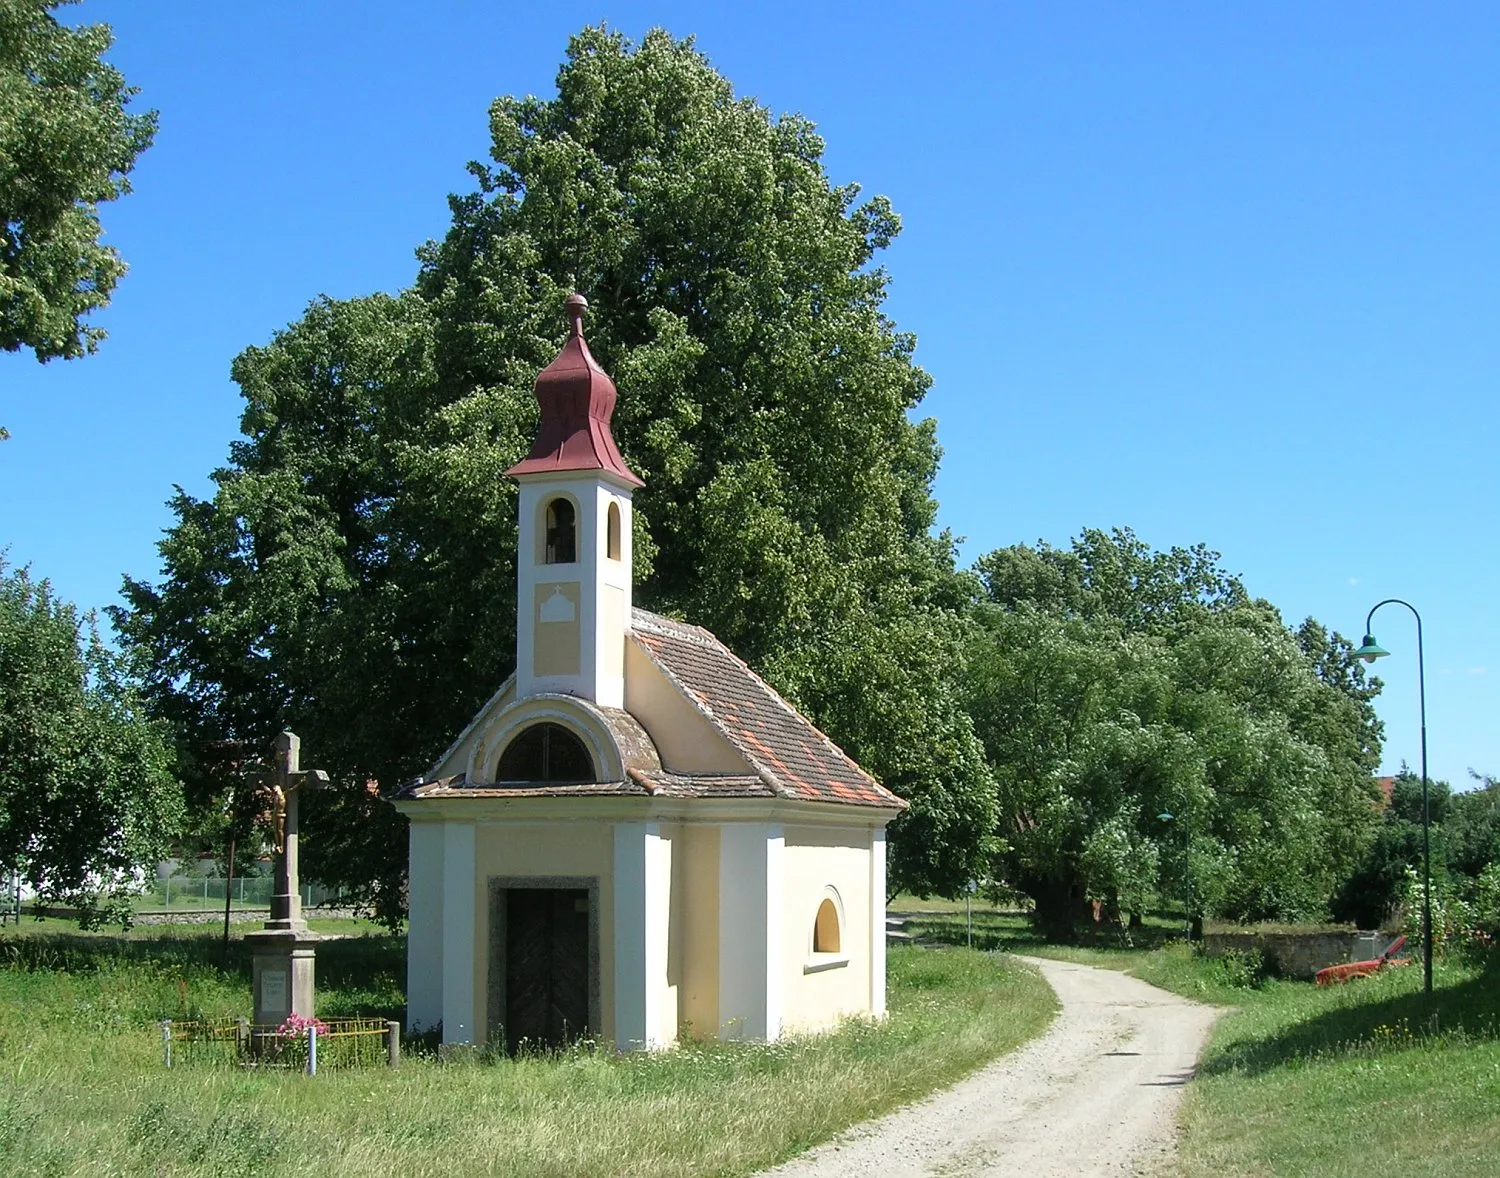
813 897 841 954
496 723 594 783
606 502 622 561
545 498 576 564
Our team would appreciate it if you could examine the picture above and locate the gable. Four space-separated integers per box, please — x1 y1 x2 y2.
629 610 904 810
624 641 748 774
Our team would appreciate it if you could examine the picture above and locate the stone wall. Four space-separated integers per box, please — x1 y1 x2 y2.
1202 930 1400 979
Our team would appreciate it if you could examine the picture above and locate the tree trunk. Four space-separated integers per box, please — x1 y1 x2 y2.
1024 873 1091 943
222 832 236 958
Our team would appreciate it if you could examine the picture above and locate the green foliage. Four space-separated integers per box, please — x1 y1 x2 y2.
966 528 1383 935
1331 768 1450 928
0 0 156 360
0 559 182 923
1205 946 1271 990
115 27 994 915
1444 773 1500 878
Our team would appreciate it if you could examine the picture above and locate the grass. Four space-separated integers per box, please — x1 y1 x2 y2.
905 897 1500 1178
0 916 1056 1177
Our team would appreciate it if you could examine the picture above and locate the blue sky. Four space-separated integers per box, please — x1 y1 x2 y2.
1 2 1495 786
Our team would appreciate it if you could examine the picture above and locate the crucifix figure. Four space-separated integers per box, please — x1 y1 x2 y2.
266 729 329 932
248 729 328 1031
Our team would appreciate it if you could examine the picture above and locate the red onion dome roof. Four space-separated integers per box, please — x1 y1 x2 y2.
505 294 644 487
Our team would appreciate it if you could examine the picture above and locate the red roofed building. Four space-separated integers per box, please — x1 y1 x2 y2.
392 296 904 1051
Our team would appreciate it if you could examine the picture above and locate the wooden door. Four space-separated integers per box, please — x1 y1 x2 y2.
504 887 590 1052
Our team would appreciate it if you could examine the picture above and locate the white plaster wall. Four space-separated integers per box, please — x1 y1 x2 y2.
779 827 875 1034
516 478 584 700
406 821 445 1033
718 823 783 1040
591 481 633 709
650 826 676 1046
870 828 887 1018
613 822 670 1050
441 822 477 1043
515 475 634 707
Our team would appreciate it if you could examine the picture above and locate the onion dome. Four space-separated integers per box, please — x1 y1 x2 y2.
505 294 645 487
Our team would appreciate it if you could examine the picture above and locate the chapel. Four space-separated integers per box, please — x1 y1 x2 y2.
392 295 905 1051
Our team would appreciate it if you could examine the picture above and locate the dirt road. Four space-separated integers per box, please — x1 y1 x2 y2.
761 955 1220 1178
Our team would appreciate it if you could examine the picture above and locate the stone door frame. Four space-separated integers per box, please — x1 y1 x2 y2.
487 875 602 1047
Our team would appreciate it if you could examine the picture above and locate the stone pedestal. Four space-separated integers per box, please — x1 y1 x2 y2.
247 927 322 1027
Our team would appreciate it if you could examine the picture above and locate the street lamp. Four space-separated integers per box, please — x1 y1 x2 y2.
1353 599 1431 998
1157 809 1194 940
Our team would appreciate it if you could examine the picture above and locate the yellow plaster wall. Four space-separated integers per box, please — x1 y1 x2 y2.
779 827 874 1034
473 822 614 1045
534 582 581 676
676 824 720 1037
624 643 747 773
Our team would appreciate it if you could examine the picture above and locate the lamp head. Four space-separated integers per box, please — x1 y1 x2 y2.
1157 811 1175 822
1354 634 1390 664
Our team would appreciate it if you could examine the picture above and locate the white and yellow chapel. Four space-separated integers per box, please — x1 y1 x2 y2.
392 294 905 1051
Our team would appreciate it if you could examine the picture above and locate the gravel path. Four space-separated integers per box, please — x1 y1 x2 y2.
761 955 1221 1178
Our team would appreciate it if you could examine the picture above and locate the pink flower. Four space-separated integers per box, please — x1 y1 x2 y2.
275 1012 330 1037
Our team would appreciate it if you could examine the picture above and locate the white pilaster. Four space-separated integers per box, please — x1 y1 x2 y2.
613 821 665 1050
440 822 476 1044
406 821 445 1033
870 827 887 1018
717 823 784 1041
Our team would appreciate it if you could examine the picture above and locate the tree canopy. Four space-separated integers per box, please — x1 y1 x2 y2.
0 559 181 924
116 28 995 919
0 0 156 363
966 529 1384 935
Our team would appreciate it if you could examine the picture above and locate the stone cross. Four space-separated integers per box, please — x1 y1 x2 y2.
266 729 328 932
248 730 328 1031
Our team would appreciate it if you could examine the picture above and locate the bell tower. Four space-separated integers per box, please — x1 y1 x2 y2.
507 295 643 708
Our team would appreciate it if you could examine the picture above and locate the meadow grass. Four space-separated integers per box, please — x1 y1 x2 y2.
0 917 1055 1177
905 900 1500 1178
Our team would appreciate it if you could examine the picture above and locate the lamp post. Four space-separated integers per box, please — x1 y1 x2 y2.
1353 599 1431 998
1157 809 1194 940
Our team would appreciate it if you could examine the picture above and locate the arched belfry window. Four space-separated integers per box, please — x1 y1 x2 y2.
813 897 841 953
606 502 622 561
545 499 576 564
496 723 594 783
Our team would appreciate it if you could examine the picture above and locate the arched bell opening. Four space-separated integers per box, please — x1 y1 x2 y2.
544 498 576 564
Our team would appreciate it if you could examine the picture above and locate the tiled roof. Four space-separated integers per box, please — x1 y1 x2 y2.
393 770 774 803
392 610 904 812
397 774 652 801
630 609 905 810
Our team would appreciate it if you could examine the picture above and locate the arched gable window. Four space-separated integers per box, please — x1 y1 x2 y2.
496 723 594 783
545 498 576 564
606 501 622 561
813 897 841 953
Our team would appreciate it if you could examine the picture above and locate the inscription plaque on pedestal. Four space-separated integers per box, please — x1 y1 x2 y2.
262 969 288 1014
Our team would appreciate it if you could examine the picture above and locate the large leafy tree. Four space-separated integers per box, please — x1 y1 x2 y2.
1331 768 1454 928
0 559 181 924
1 0 156 362
116 28 994 919
966 529 1383 936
